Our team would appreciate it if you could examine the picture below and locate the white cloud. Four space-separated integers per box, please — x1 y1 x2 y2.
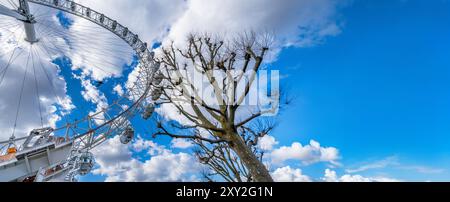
63 17 134 81
270 140 340 166
72 0 347 53
257 135 279 151
113 84 124 96
75 0 187 44
155 102 194 126
345 156 399 174
92 136 203 182
322 169 400 182
271 166 312 182
132 137 167 156
345 156 445 175
398 165 445 174
171 138 194 149
76 74 108 107
72 73 109 125
165 0 346 50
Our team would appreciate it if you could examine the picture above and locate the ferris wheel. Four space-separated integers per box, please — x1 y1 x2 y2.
0 0 162 182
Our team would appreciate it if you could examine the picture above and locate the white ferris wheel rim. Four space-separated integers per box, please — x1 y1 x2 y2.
0 0 159 151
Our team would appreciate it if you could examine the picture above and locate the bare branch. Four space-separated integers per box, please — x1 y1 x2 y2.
153 123 227 144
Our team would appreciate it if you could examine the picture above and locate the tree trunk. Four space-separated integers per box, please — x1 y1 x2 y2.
228 132 274 182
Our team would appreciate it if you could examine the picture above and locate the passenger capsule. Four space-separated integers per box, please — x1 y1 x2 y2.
70 2 76 11
120 127 134 144
7 147 17 154
152 72 163 86
85 8 91 17
77 152 94 176
141 43 147 53
142 104 155 120
132 35 139 45
151 88 162 101
152 61 160 70
122 27 128 37
147 52 155 61
112 21 117 31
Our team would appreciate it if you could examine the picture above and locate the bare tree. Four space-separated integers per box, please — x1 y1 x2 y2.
151 32 278 182
194 119 276 182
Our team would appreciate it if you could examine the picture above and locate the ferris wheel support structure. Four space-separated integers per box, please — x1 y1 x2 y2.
0 0 160 182
19 0 38 43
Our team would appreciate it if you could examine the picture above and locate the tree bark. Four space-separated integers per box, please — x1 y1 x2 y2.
228 132 274 182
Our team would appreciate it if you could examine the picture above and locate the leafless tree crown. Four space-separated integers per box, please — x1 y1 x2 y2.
151 32 281 182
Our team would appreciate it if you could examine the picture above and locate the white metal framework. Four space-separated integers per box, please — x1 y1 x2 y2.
0 0 160 182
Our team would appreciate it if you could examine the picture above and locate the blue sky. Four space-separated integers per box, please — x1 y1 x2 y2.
270 0 450 181
43 0 450 182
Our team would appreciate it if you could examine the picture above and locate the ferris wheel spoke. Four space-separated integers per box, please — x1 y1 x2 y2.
0 20 20 29
0 23 23 42
0 0 18 10
30 2 53 18
0 48 20 71
11 45 32 139
38 35 123 77
37 30 136 58
39 32 135 58
33 43 72 125
0 45 25 88
8 0 19 9
30 46 45 128
34 17 137 54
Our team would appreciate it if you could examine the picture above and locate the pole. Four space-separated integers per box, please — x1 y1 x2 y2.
19 0 38 43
